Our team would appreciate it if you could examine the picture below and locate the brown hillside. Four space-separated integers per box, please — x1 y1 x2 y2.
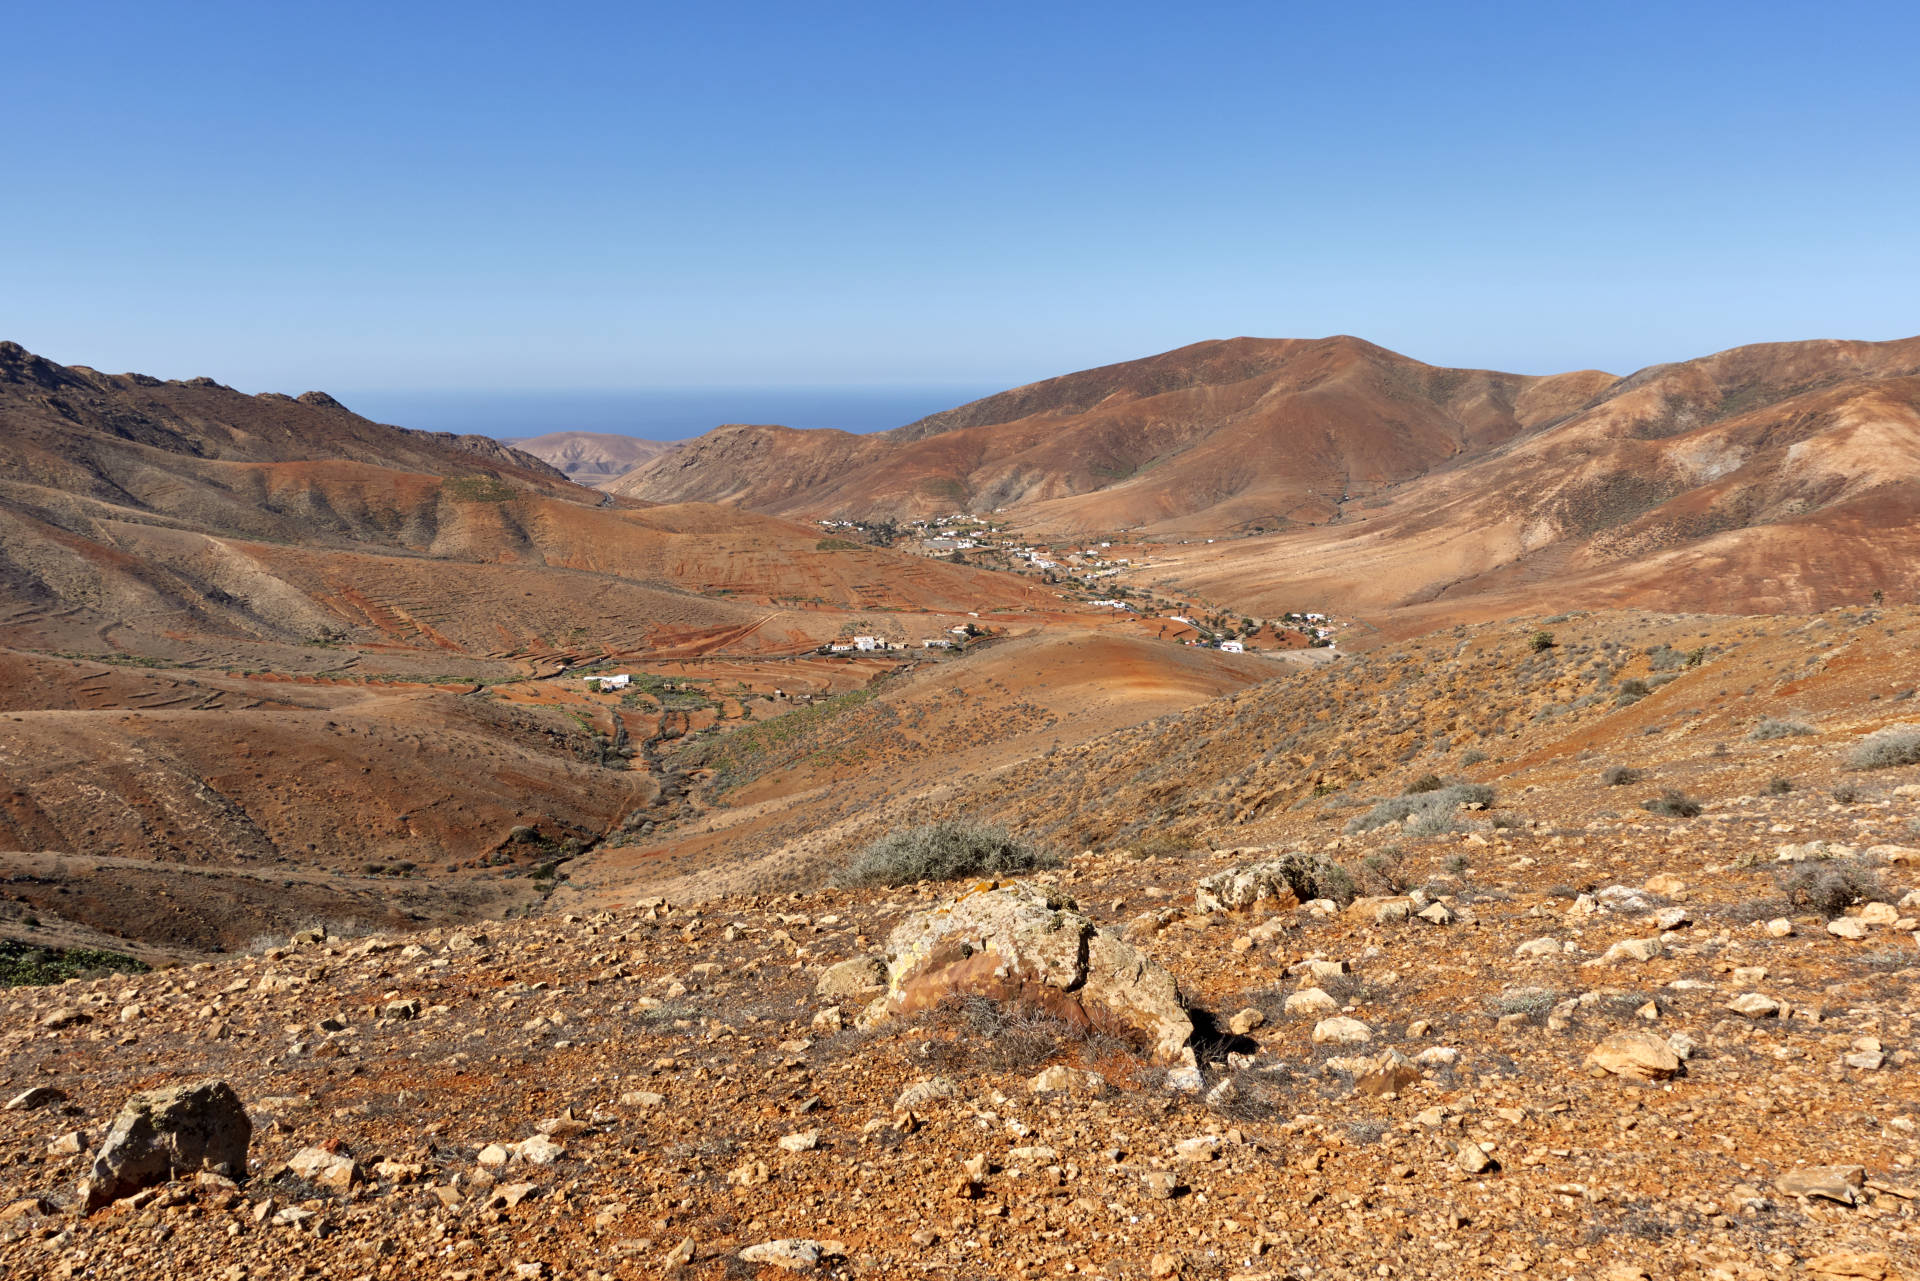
1139 336 1920 625
612 337 1613 531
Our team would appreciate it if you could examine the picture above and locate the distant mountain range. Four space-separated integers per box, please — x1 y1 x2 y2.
507 430 677 484
608 333 1920 618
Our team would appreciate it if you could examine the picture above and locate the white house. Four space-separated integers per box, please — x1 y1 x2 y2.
828 642 855 653
922 638 954 649
852 635 883 652
587 673 631 692
1219 640 1245 654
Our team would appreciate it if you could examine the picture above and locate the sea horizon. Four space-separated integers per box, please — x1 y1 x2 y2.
339 385 1006 442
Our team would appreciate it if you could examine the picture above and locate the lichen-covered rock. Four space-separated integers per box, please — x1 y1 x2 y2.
81 1080 251 1212
1194 859 1303 915
869 880 1195 1064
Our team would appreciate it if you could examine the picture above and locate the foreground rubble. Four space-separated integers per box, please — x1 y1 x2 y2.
2 781 1918 1280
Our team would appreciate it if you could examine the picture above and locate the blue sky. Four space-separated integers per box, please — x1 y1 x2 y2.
6 1 1917 401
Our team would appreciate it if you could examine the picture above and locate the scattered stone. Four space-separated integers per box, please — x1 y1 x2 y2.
1455 1141 1498 1174
1141 1171 1183 1199
1596 886 1655 913
814 955 887 999
1350 1049 1423 1096
1602 937 1662 963
1643 873 1687 898
1030 1065 1106 1097
894 1078 956 1113
1227 1007 1265 1035
1827 917 1869 941
4 1086 67 1111
1284 987 1339 1016
1804 1250 1895 1279
1776 1165 1865 1205
738 1239 831 1272
1587 1030 1682 1081
287 1145 361 1191
777 1129 819 1153
1727 992 1781 1018
1311 1016 1372 1045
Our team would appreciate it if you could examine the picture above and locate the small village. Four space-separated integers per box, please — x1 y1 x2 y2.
816 516 1342 657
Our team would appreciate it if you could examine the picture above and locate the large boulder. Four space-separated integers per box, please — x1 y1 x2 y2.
862 880 1194 1064
81 1081 251 1212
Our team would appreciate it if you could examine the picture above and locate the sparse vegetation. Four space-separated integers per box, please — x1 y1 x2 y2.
1766 775 1793 795
0 940 148 987
1602 765 1645 787
1346 782 1495 836
1777 859 1888 918
1747 717 1815 741
1641 789 1703 818
1847 724 1920 770
832 819 1058 887
1529 631 1556 652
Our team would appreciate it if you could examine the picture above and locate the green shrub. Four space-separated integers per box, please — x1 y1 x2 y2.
1346 783 1495 835
0 940 148 987
832 820 1057 887
1847 725 1920 770
1748 718 1815 741
1529 631 1556 653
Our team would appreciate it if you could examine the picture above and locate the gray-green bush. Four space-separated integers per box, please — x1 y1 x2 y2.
1847 725 1920 770
1748 717 1815 741
1346 783 1495 835
832 819 1058 887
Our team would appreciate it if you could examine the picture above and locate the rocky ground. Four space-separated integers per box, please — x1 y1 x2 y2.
2 768 1917 1280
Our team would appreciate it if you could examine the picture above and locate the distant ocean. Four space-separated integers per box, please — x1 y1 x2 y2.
339 386 1003 442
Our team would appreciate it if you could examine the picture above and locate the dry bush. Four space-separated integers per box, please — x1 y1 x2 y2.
1641 789 1702 818
1777 859 1888 918
1346 783 1495 836
917 995 1133 1074
1848 725 1920 770
1747 717 1814 741
832 819 1057 887
1602 765 1645 787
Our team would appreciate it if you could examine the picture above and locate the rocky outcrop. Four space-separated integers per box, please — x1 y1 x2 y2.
1194 860 1303 915
81 1080 251 1212
861 880 1194 1065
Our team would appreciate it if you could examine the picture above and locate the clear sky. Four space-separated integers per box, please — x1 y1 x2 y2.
7 1 1917 399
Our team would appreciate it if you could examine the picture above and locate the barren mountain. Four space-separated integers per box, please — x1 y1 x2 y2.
611 337 1613 531
1141 337 1920 625
508 430 677 484
613 334 1920 621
